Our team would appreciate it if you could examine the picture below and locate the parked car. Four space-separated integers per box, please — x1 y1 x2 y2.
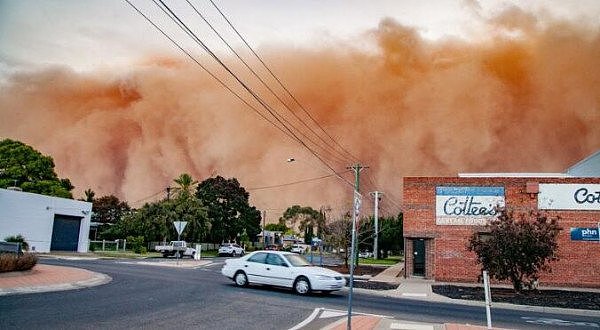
358 251 373 258
221 250 346 295
290 244 306 254
265 244 281 251
218 243 245 257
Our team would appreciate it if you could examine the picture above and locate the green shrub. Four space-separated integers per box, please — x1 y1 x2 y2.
0 253 38 272
126 236 145 254
4 234 28 251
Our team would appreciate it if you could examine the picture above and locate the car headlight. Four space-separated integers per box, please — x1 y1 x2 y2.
316 275 333 280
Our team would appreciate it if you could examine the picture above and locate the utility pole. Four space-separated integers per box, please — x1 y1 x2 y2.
370 191 383 259
262 210 267 247
346 163 367 330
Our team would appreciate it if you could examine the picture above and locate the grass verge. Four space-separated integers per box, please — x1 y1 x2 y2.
358 256 403 266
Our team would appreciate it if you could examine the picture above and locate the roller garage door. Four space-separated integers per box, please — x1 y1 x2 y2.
50 215 82 251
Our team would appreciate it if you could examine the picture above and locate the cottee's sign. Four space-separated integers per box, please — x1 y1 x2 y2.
539 184 600 211
435 187 505 226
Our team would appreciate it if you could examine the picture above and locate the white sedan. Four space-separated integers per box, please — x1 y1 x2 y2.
221 250 346 295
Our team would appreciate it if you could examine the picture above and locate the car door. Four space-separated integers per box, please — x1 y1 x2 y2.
244 252 268 284
264 253 294 288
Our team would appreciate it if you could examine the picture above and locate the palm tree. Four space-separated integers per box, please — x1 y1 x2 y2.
84 189 95 202
173 173 198 197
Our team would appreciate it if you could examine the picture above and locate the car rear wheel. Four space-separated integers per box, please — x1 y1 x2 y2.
294 276 311 295
234 271 248 287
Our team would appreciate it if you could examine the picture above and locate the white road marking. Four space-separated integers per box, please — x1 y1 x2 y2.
289 307 322 330
522 317 599 328
402 293 427 297
390 323 434 330
320 310 347 318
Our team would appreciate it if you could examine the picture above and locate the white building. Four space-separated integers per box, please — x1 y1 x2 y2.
0 188 92 253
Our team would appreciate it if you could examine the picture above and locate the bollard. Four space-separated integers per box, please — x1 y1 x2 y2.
195 244 201 260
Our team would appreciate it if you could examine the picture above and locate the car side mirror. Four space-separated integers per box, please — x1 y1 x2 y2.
280 262 288 267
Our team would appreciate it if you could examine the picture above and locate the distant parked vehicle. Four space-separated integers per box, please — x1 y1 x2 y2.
290 244 307 254
155 241 196 258
265 244 282 251
358 251 373 258
218 243 245 257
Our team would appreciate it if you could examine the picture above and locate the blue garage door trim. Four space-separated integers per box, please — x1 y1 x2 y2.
50 215 82 251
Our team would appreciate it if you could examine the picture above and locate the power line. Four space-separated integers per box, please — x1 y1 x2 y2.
124 0 297 144
151 0 352 178
207 0 360 164
248 170 351 191
130 189 165 207
184 0 350 165
125 0 356 195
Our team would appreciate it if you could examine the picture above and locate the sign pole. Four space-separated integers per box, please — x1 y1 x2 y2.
176 231 181 265
483 270 493 329
173 221 188 266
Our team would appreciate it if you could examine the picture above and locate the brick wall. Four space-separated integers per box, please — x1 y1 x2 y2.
403 177 600 288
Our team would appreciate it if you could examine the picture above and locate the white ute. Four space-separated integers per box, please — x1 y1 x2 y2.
155 241 196 258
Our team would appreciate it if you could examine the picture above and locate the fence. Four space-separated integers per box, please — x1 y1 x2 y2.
89 240 120 252
147 241 266 252
89 240 267 253
0 241 22 254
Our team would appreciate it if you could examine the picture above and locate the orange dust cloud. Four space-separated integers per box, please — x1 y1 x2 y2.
1 7 598 217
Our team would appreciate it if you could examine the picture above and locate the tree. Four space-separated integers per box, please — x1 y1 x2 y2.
173 173 198 197
357 214 403 258
4 234 29 251
378 213 404 257
468 208 562 292
279 205 325 244
324 213 352 267
195 176 261 243
264 223 287 232
83 189 95 202
0 139 73 198
104 193 209 243
92 195 131 224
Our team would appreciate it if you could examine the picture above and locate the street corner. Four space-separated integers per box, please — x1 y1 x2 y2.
290 308 442 330
0 264 111 296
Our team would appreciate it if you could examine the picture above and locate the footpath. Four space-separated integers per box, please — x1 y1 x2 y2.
1 256 598 330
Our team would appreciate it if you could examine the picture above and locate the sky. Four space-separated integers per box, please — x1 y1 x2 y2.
1 0 599 219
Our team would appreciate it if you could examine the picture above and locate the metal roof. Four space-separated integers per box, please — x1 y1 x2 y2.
566 149 600 177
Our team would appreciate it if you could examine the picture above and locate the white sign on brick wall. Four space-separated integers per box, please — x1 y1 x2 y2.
539 184 600 210
435 187 505 225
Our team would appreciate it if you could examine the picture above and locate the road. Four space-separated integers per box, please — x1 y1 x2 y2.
0 258 598 329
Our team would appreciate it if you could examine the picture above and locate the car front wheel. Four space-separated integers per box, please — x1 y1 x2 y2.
234 271 248 287
294 276 311 295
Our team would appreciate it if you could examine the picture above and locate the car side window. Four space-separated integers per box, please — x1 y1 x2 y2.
266 253 286 266
247 252 267 264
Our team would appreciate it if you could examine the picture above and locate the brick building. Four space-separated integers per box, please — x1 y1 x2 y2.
403 152 600 288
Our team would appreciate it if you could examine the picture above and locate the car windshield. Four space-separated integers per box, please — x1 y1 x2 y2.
284 253 311 267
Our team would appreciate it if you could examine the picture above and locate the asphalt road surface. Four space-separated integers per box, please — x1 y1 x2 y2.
0 258 598 329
